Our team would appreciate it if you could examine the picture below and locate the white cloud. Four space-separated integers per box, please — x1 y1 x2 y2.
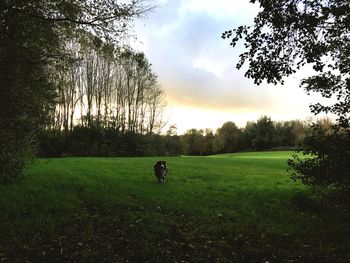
193 57 226 77
179 0 260 20
132 0 324 133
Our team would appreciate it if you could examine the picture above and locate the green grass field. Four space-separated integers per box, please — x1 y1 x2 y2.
0 151 349 262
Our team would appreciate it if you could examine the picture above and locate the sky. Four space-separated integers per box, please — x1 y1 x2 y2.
132 0 325 134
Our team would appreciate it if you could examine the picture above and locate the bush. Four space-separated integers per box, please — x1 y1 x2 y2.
0 131 33 184
288 124 350 191
37 130 67 157
35 128 181 157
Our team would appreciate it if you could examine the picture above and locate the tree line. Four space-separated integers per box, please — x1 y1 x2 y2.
37 116 334 157
0 0 156 183
51 37 165 135
36 37 166 158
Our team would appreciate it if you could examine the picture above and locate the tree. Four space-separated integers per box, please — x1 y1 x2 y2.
216 122 242 153
273 120 307 148
241 121 256 150
164 125 182 156
222 0 350 125
1 0 60 183
288 124 350 190
203 129 216 155
0 0 153 183
182 129 205 156
222 0 350 190
252 116 275 150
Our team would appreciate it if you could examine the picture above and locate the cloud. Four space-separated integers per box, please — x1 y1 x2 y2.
179 0 260 20
133 0 317 132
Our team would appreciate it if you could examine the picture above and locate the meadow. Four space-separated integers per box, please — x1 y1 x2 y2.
0 151 349 262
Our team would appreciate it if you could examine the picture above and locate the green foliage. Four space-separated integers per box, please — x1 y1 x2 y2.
289 125 350 190
37 117 310 157
0 0 59 182
0 137 33 184
216 121 242 153
182 129 205 155
251 116 275 150
37 127 182 157
180 117 309 156
274 120 306 147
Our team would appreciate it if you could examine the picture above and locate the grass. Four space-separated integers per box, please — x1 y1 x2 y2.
0 152 349 262
209 150 299 159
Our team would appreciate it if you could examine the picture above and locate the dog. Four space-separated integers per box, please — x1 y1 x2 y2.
154 161 168 184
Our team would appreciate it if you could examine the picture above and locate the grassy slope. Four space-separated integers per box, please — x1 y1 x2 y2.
0 152 349 262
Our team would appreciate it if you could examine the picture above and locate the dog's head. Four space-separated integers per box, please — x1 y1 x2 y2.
155 160 167 170
159 161 167 170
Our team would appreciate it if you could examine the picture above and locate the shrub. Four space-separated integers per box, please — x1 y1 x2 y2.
0 132 33 184
288 124 350 191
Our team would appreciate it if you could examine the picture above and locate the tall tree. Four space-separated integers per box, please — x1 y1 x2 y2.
182 129 205 156
216 122 242 153
0 0 153 183
222 0 350 125
252 116 275 150
1 0 61 183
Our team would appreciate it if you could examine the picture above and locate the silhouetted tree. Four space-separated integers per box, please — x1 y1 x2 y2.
222 0 350 124
223 0 350 190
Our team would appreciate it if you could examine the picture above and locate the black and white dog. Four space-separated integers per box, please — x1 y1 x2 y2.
154 161 168 184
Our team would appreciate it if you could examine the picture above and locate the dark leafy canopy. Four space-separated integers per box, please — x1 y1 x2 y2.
0 0 152 183
222 0 350 125
1 0 152 41
288 125 350 190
